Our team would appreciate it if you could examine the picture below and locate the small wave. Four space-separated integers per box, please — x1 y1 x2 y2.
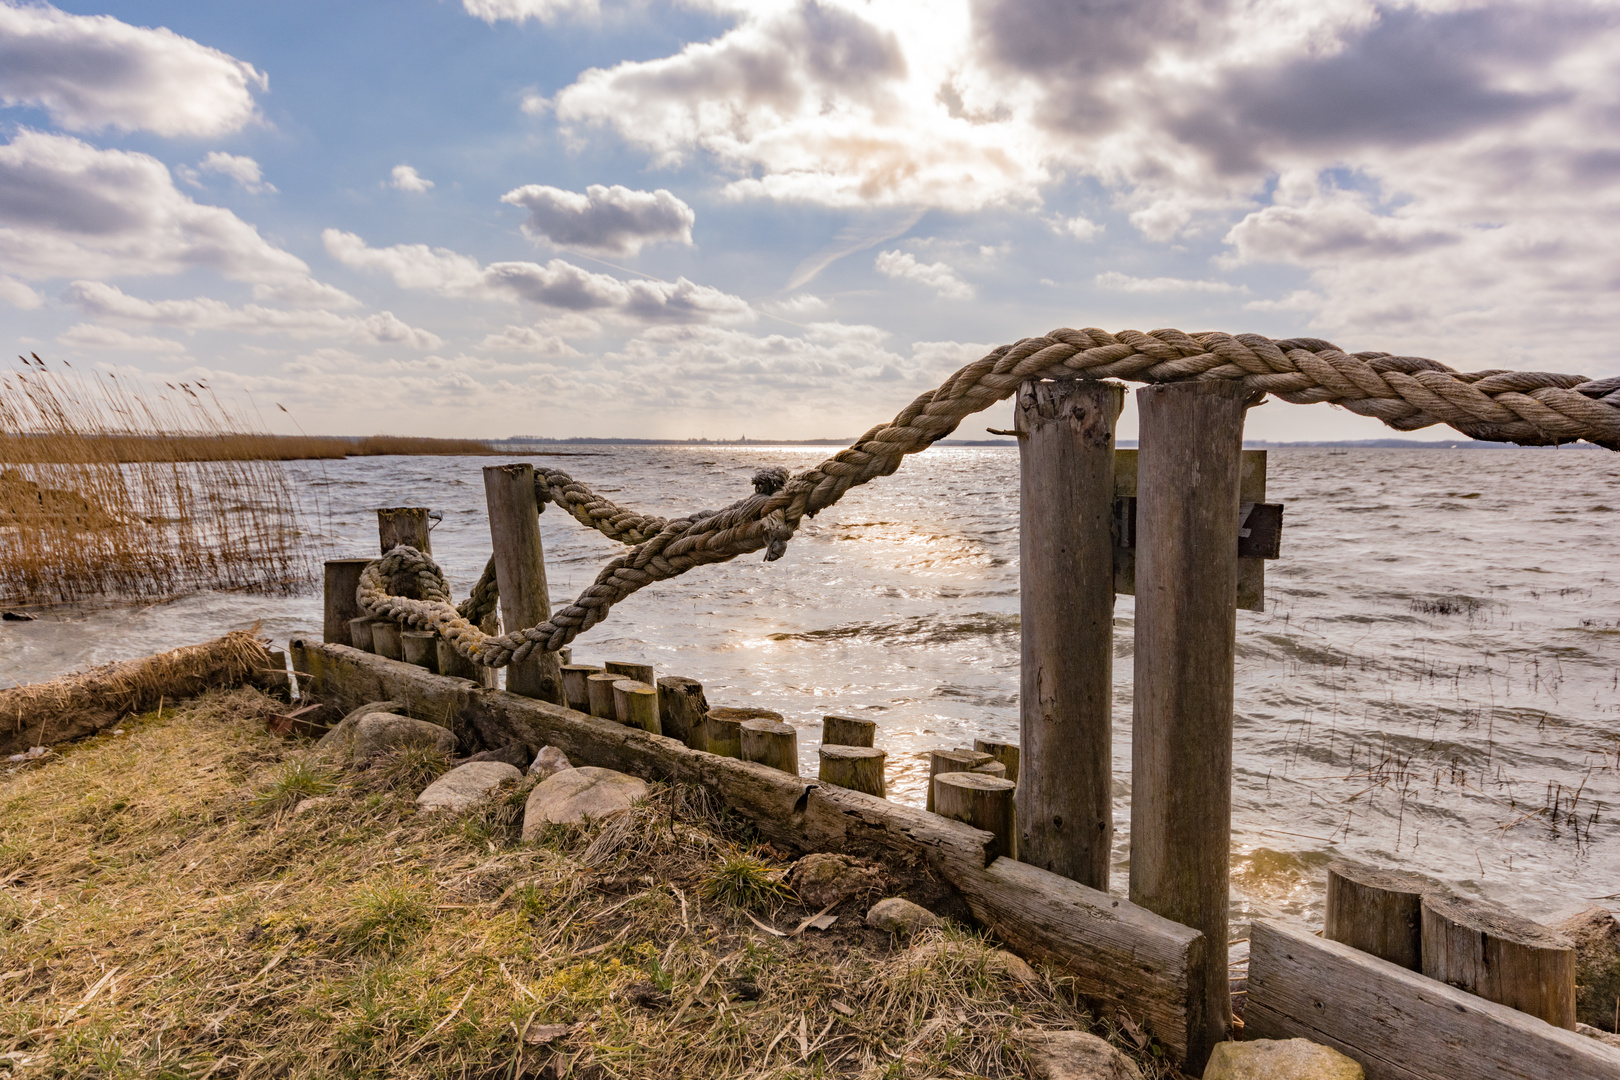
768 612 1020 645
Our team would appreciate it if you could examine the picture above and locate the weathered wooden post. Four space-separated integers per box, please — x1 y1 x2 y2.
437 638 480 682
586 672 619 719
740 719 798 774
562 663 602 712
378 507 432 554
346 615 377 653
934 772 1016 862
1129 379 1249 1069
323 558 372 646
613 680 660 733
401 630 438 672
1324 859 1430 970
925 748 1003 812
974 738 1020 783
656 677 708 748
705 706 778 759
818 745 885 796
482 464 563 704
1017 378 1123 891
605 660 655 686
370 621 402 660
1422 893 1577 1027
823 715 875 747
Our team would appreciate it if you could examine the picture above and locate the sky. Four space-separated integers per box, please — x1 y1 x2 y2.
2 0 1618 442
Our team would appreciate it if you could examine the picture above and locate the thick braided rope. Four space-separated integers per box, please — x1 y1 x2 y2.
360 328 1620 665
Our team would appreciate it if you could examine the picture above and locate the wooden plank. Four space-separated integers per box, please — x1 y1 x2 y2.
289 637 1207 1063
1247 919 1620 1080
323 558 371 646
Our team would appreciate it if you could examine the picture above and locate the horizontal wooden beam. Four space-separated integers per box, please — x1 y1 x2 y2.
289 638 1207 1063
1246 919 1620 1080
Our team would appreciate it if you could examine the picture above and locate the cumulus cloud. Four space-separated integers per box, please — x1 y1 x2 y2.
323 228 753 324
1054 215 1103 242
501 183 695 255
390 165 434 192
57 322 185 354
874 250 973 299
479 325 582 356
1094 271 1242 294
461 0 597 24
65 280 441 348
0 2 266 137
0 274 41 308
198 151 274 194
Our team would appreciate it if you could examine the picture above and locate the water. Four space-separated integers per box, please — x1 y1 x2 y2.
4 446 1618 934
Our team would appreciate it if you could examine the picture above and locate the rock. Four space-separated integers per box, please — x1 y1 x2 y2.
313 700 404 761
417 761 522 813
351 713 457 766
866 897 942 936
1019 1030 1144 1080
522 766 648 836
902 939 1039 986
465 742 532 769
786 853 887 909
529 745 573 778
1203 1038 1364 1080
1577 1023 1620 1049
1558 906 1620 1031
293 796 335 816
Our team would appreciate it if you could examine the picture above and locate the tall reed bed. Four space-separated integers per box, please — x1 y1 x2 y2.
0 356 316 607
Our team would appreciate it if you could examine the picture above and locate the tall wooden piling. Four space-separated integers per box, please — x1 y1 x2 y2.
482 464 563 704
378 507 432 554
1128 379 1249 1069
323 558 372 646
1016 378 1123 890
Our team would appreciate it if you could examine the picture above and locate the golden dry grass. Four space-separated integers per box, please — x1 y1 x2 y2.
0 690 1183 1080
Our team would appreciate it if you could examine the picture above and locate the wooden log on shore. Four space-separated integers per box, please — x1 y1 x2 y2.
706 706 779 759
823 714 875 747
926 748 999 812
1129 379 1250 1071
740 718 798 775
656 677 707 749
3 631 276 756
1248 918 1619 1080
1017 378 1123 893
377 507 431 554
370 622 403 660
1422 893 1577 1028
561 663 601 712
323 558 371 647
1325 859 1431 970
612 680 661 734
482 464 563 704
973 739 1020 783
586 672 619 720
604 660 655 686
288 638 1210 1064
934 772 1016 863
819 745 886 797
436 637 479 682
400 631 438 672
346 616 377 654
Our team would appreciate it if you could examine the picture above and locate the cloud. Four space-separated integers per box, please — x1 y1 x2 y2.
1094 271 1241 294
57 322 185 354
390 164 434 192
0 1 266 137
461 0 597 24
479 324 582 356
323 228 753 324
65 280 442 348
500 183 695 255
0 274 41 308
1053 215 1102 242
874 250 972 299
198 151 274 194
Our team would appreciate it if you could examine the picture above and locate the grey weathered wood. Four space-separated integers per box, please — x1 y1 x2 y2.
973 739 1020 783
436 637 479 682
740 718 798 775
586 672 620 720
250 649 293 702
1247 918 1620 1080
561 663 601 712
400 630 439 672
370 621 402 661
612 679 661 734
323 558 372 646
1325 859 1432 970
819 745 886 797
1422 893 1577 1028
926 748 997 812
656 677 708 749
822 714 876 748
604 660 655 686
346 616 377 654
377 506 431 554
706 706 778 759
288 637 1209 1065
1017 378 1122 892
482 463 563 704
1129 379 1250 1070
934 771 1016 863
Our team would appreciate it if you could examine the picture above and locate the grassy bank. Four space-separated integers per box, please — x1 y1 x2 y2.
0 690 1172 1079
0 434 498 464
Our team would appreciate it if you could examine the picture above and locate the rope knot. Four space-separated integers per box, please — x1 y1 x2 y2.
753 467 789 495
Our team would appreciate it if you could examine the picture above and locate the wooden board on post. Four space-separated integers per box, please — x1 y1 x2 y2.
323 558 372 646
482 464 563 704
1016 378 1122 892
1128 379 1249 1071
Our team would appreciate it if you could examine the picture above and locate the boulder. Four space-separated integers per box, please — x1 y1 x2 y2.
352 714 457 766
1577 1023 1620 1049
417 761 522 813
1557 906 1620 1031
1203 1039 1363 1080
529 745 573 778
903 939 1038 986
866 897 942 937
465 742 532 769
786 853 887 909
522 766 648 836
1019 1030 1144 1080
313 700 404 762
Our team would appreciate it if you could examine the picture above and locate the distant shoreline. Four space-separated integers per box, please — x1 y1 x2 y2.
488 436 1602 450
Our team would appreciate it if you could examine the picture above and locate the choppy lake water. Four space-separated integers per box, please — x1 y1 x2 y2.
4 445 1617 934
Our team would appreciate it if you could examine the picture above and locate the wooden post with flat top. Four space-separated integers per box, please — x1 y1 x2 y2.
323 558 372 646
1128 379 1250 1071
1016 378 1123 891
378 507 432 554
482 463 563 704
